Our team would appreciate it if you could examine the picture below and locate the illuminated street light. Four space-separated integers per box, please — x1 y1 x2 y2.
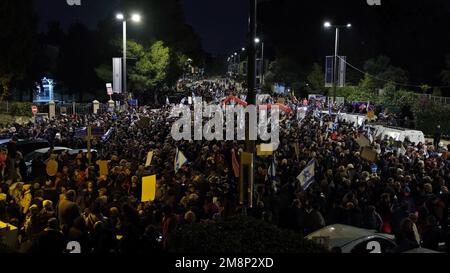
116 12 142 99
323 20 352 101
131 14 141 23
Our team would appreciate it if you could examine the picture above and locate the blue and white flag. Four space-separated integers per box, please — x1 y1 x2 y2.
174 148 188 173
367 127 374 143
268 156 276 181
102 128 113 142
335 110 341 124
297 159 316 190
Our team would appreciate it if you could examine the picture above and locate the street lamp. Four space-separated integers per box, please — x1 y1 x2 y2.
116 12 141 100
324 21 352 102
131 14 141 23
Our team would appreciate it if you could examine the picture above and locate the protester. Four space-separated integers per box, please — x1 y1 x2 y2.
0 78 448 254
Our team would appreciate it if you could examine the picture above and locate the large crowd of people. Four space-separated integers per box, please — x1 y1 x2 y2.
0 78 449 254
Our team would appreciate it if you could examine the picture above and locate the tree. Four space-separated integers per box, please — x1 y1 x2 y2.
123 0 205 66
57 23 103 101
0 0 37 100
306 63 326 95
127 40 170 103
264 57 304 96
168 216 327 254
420 84 431 94
362 55 409 91
440 54 450 85
95 64 113 83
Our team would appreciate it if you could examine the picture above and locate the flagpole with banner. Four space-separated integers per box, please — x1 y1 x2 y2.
174 147 188 173
296 159 316 191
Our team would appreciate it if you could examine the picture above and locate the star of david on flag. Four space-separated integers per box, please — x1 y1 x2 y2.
297 159 316 190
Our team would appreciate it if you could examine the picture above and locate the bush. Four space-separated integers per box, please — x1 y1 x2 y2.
10 102 34 117
168 215 327 254
413 99 450 135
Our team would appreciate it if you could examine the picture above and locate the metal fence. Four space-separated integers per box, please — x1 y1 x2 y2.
0 101 10 114
56 103 93 116
409 93 450 106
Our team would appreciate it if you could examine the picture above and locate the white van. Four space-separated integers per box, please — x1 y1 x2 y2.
339 113 369 127
374 126 425 145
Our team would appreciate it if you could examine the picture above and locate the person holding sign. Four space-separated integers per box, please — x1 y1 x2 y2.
46 155 59 177
141 175 157 202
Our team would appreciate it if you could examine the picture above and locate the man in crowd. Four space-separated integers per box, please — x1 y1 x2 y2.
0 78 448 254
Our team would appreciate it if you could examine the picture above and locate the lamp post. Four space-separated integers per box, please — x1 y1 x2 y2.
234 52 239 75
255 37 265 88
324 21 351 102
116 13 141 101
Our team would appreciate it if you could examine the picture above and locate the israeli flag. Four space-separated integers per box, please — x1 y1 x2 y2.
297 159 316 190
174 148 188 173
268 156 276 181
367 127 374 143
335 110 341 124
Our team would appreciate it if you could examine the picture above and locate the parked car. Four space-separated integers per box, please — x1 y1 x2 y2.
0 139 50 156
24 147 73 163
24 147 98 177
305 224 396 253
24 147 72 177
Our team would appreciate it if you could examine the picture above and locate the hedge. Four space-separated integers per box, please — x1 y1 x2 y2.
168 215 327 254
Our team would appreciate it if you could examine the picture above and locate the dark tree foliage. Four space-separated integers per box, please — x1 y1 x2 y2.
0 0 37 99
56 23 105 101
122 0 205 66
258 0 450 88
168 215 327 254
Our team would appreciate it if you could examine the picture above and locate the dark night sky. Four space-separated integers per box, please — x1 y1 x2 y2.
33 0 450 85
35 0 248 55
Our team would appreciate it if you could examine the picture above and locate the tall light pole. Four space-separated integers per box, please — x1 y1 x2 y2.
255 37 265 88
116 13 141 101
324 21 351 102
235 52 239 75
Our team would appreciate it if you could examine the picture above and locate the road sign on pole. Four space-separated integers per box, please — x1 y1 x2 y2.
106 83 113 95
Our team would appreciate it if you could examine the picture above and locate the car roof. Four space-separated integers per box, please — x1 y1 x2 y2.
33 147 72 154
306 224 394 248
67 149 97 155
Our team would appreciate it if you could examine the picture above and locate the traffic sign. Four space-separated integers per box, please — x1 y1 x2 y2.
32 105 38 114
106 83 113 96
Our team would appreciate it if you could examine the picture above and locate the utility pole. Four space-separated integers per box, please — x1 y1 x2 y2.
243 0 257 209
333 27 340 103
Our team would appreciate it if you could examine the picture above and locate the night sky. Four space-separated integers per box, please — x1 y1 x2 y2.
35 0 248 55
33 0 450 86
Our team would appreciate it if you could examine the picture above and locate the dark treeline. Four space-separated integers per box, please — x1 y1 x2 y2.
0 0 210 103
257 0 450 90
